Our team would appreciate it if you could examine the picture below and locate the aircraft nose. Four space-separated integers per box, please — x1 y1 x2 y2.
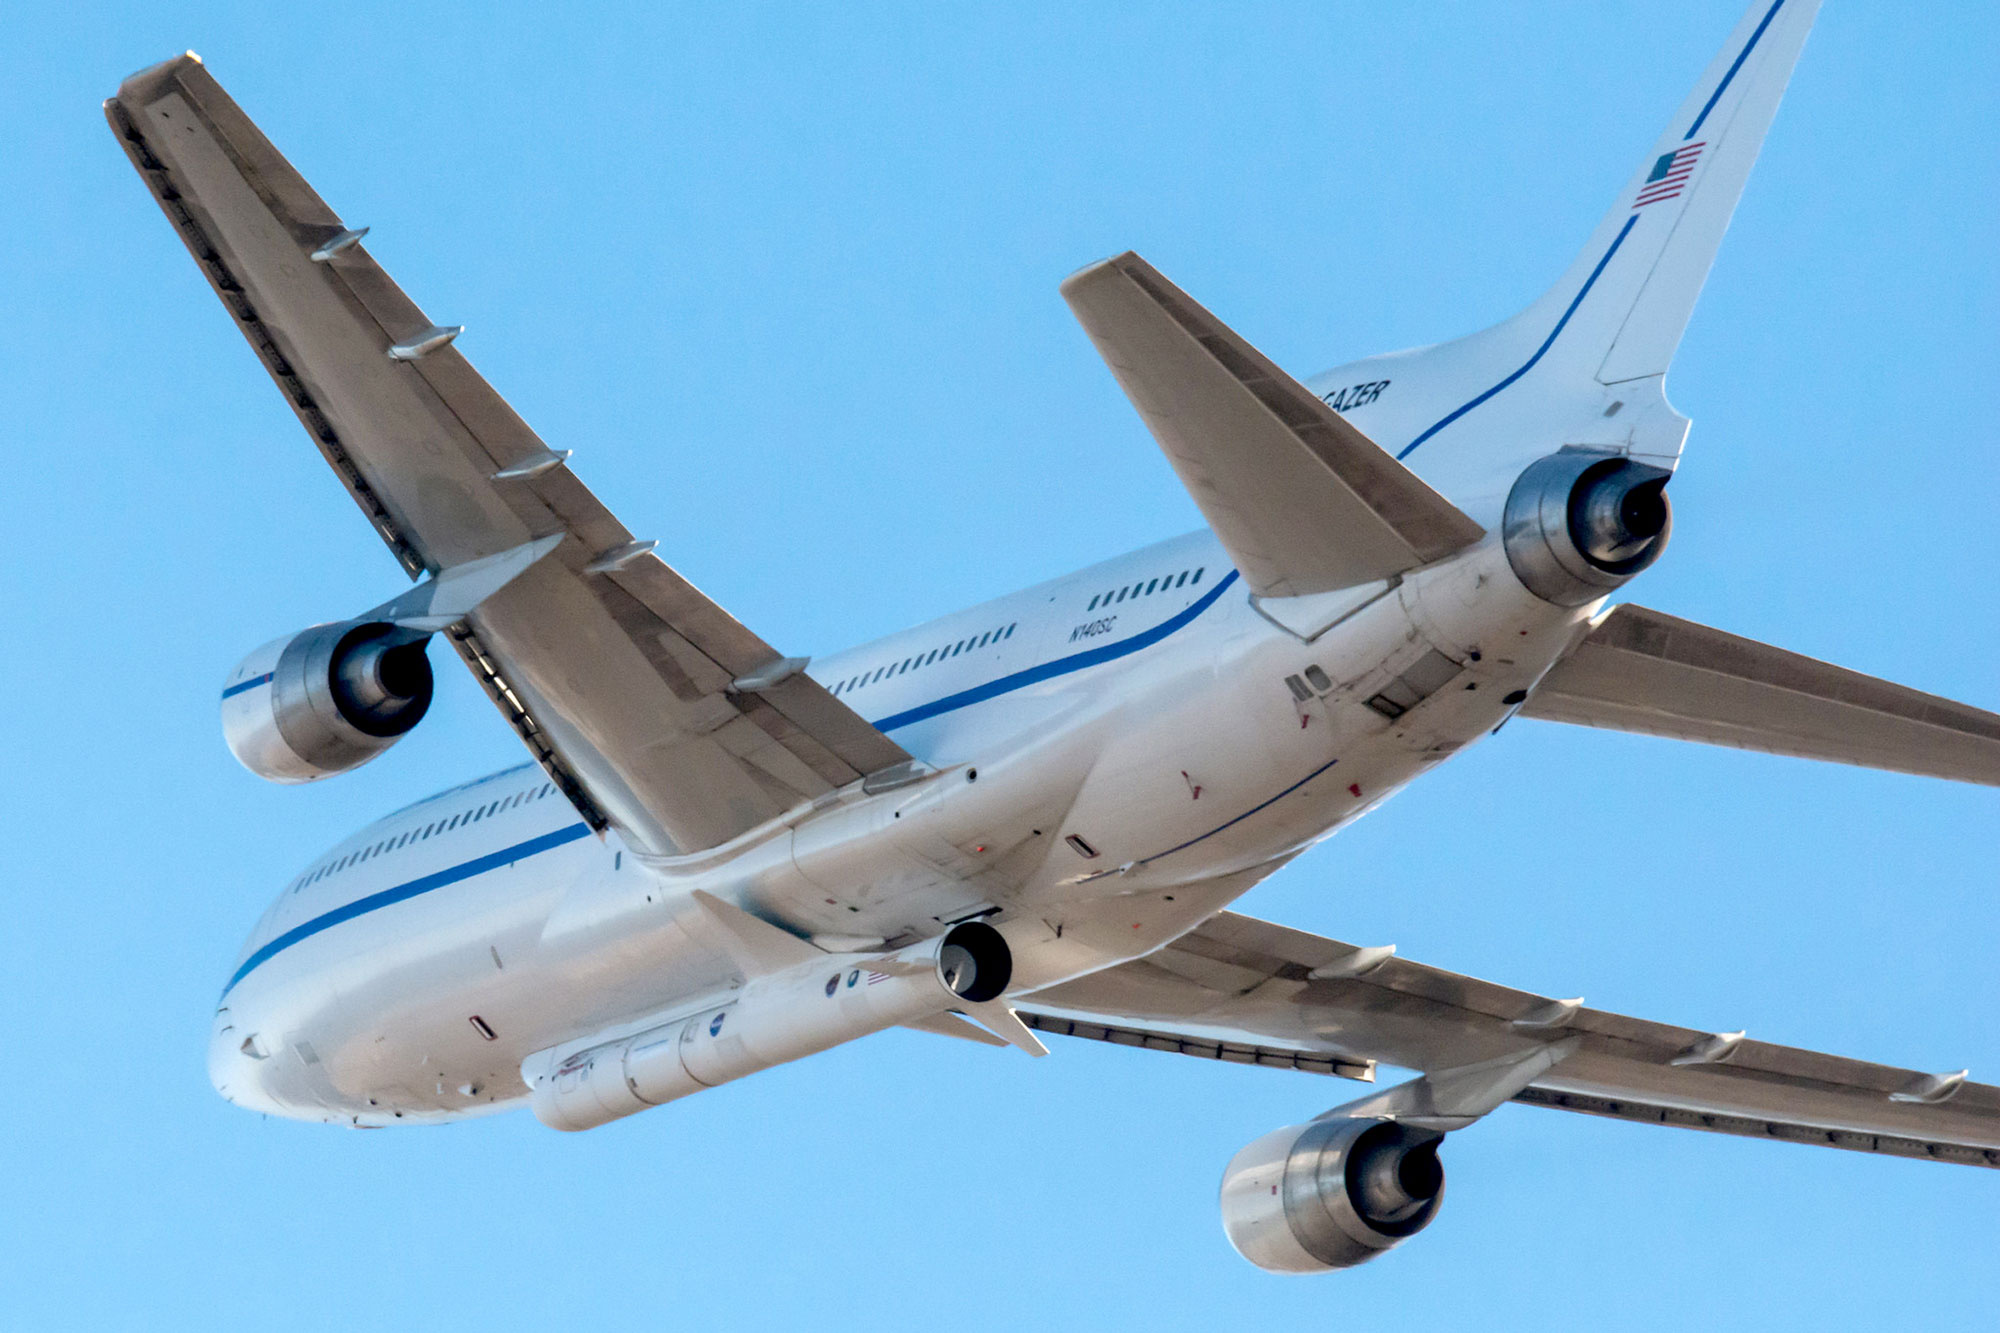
208 1004 283 1114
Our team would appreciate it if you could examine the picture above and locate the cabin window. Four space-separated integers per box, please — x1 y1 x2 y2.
1087 595 1099 610
1115 588 1127 603
1004 624 1016 638
1145 579 1158 595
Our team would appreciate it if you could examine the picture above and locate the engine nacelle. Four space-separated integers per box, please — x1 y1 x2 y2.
1502 449 1672 606
220 622 434 783
1220 1117 1445 1273
527 921 1014 1132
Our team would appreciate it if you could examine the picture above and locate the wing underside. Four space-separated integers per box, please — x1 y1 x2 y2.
1022 910 2000 1168
108 55 910 855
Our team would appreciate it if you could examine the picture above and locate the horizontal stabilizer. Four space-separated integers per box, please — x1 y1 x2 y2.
1523 604 2000 785
1062 253 1484 598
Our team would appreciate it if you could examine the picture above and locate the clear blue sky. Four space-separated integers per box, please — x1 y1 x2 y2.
4 2 1994 1327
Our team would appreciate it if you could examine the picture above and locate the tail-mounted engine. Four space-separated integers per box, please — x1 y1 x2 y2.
221 622 434 783
1502 449 1672 606
1219 1117 1445 1273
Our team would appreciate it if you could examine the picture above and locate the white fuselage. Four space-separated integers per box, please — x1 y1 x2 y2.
209 516 1595 1127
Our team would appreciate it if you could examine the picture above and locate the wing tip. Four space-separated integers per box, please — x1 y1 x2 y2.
113 51 203 104
1058 250 1141 302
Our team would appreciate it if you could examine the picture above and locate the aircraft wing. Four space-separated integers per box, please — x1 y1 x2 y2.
1061 252 1485 600
1521 603 2000 785
106 55 910 856
1022 910 2000 1168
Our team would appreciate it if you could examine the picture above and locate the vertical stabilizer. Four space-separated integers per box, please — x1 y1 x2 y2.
1578 0 1822 387
1307 1 1821 520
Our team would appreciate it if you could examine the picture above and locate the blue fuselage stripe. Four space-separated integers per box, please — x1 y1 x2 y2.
226 572 1238 995
1395 213 1640 462
221 673 273 700
221 822 593 997
868 571 1241 733
1686 0 1785 140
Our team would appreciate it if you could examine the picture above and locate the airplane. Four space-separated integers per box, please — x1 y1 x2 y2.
107 0 1998 1275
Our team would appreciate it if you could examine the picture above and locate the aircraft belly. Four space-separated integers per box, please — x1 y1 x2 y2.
214 540 1594 1128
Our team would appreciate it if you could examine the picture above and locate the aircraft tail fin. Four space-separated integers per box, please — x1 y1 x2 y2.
1324 1 1822 512
1522 603 2000 786
1534 0 1823 392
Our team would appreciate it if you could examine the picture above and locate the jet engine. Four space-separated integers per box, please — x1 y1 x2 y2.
220 622 434 783
1219 1117 1445 1273
1502 449 1672 606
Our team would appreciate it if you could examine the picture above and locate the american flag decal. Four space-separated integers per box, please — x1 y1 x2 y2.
1634 142 1704 209
865 970 889 986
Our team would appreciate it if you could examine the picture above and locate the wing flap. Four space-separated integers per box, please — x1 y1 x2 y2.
1061 252 1483 599
1523 603 2000 785
1025 910 2000 1166
109 56 909 854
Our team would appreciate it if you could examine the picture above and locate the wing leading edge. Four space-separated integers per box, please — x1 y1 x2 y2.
107 55 909 855
1023 910 2000 1169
